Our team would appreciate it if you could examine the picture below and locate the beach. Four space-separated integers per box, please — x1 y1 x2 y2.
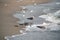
0 0 49 40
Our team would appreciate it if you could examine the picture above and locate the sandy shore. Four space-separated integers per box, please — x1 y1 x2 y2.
0 0 49 40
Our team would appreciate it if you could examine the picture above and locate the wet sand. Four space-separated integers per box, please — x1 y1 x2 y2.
0 0 49 40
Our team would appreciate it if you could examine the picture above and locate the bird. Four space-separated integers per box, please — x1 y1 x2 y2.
27 17 33 20
37 26 45 29
19 22 29 26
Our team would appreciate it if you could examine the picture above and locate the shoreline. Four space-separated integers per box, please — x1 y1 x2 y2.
0 0 49 40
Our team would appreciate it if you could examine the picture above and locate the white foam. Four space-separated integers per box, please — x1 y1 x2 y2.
20 30 23 33
25 22 60 32
25 24 47 32
39 14 60 23
56 2 60 4
47 23 60 31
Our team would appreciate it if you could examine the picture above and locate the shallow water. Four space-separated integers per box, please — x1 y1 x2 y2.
6 31 60 40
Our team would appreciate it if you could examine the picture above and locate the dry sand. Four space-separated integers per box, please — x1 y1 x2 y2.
0 0 49 40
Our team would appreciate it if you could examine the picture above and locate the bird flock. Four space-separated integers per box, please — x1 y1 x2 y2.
13 1 60 32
